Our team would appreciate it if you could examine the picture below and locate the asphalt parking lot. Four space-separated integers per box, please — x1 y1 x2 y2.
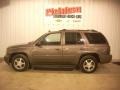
0 59 120 90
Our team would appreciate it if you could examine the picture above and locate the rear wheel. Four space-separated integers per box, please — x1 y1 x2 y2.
11 54 29 72
79 55 98 73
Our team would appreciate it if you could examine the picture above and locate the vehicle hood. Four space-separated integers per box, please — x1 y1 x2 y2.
8 42 33 49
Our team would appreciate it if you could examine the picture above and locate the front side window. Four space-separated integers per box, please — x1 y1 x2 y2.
42 33 61 45
65 32 84 45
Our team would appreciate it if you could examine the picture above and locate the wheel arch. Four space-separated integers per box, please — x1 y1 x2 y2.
9 52 31 68
78 53 100 64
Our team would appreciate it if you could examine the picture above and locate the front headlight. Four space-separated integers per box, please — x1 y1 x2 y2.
6 47 9 55
6 47 13 55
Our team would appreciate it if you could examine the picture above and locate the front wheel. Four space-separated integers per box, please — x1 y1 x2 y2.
11 54 29 72
79 55 98 73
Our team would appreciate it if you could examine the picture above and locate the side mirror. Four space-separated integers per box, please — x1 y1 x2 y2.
36 42 41 46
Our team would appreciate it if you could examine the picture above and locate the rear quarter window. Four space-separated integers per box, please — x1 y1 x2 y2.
85 33 108 44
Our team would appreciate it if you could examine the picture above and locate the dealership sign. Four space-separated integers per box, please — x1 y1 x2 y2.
46 7 81 16
46 7 82 19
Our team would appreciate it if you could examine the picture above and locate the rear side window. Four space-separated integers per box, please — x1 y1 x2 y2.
65 32 84 45
85 33 107 44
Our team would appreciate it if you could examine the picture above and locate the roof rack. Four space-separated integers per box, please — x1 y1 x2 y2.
60 29 98 32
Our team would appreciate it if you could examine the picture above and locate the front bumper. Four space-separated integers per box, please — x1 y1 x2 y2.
4 54 10 65
99 54 112 64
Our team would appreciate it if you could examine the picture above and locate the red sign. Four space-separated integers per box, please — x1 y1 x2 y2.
46 7 81 16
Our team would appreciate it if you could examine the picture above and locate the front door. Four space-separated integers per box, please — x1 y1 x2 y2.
31 32 62 65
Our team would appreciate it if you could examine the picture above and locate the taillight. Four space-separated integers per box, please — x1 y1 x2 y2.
105 46 110 54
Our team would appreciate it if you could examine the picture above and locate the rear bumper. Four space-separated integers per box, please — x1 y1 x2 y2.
99 54 112 64
4 54 10 65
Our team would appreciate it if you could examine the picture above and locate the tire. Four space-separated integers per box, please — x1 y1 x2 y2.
11 54 29 72
79 55 98 73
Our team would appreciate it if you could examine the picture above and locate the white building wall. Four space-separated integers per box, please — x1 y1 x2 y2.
0 9 2 47
0 0 120 60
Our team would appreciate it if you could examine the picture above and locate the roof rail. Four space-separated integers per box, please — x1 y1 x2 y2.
88 29 97 32
60 29 67 31
60 29 98 32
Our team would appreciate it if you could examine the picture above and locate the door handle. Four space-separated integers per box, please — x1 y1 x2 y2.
80 48 85 50
55 48 60 50
64 48 69 50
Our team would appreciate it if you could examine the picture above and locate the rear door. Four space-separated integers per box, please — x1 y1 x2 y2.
62 31 85 65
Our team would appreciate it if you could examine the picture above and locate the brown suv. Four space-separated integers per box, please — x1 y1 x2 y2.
4 29 112 73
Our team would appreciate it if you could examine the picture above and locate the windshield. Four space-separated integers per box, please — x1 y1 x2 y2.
34 33 48 44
